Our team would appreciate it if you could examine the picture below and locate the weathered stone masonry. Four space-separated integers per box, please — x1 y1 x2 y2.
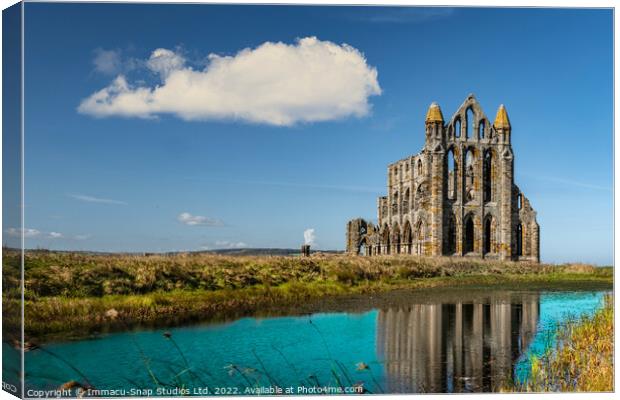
346 94 540 262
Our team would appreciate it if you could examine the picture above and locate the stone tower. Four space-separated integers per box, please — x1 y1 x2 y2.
346 94 540 262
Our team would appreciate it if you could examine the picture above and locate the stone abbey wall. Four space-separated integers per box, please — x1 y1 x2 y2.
346 94 540 262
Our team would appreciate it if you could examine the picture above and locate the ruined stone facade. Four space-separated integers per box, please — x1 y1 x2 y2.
346 94 540 262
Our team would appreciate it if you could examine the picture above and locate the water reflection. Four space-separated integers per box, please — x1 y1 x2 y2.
376 293 539 393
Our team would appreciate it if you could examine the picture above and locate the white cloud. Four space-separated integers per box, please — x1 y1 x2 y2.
74 234 92 240
93 48 123 75
215 240 247 249
199 241 247 250
177 212 223 226
146 48 186 78
5 228 41 238
523 174 612 192
4 228 63 239
92 48 142 76
304 228 316 246
68 193 127 205
78 37 382 126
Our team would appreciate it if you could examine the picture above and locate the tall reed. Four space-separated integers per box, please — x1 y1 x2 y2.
515 295 613 392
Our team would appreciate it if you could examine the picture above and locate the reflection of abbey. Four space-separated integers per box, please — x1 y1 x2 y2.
376 293 540 392
346 94 540 262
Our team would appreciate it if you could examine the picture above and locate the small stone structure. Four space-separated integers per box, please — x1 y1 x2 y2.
346 94 539 262
301 245 311 257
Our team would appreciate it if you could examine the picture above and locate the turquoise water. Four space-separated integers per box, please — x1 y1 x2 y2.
15 290 607 395
513 291 608 382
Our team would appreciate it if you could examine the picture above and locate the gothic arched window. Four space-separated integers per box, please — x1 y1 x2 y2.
447 149 457 200
465 149 475 202
403 188 410 212
464 215 474 253
483 150 493 202
447 215 456 254
392 191 399 214
466 107 474 139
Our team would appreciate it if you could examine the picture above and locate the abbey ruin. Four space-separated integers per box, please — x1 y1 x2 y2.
346 94 540 262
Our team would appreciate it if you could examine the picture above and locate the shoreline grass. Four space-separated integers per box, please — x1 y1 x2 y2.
2 249 613 342
513 295 613 392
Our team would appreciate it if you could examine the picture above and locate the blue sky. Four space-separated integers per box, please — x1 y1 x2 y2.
10 4 613 264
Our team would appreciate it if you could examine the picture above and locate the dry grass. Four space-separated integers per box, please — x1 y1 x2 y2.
561 263 597 274
8 249 605 298
1 248 612 340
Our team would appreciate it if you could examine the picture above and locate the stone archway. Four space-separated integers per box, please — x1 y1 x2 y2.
464 214 474 254
414 220 426 255
402 220 413 254
446 214 457 255
358 236 369 256
483 150 494 203
381 225 390 255
483 217 492 255
391 223 401 254
483 215 498 256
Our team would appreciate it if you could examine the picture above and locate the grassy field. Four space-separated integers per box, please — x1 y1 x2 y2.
514 295 613 392
2 248 613 341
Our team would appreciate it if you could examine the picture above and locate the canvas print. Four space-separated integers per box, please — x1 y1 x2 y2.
1 2 614 397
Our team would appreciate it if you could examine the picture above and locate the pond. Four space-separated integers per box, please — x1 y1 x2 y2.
14 288 609 395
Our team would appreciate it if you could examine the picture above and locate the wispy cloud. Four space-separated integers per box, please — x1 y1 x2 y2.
5 228 41 238
370 115 401 132
4 228 64 239
92 48 142 76
524 174 611 191
351 7 456 24
68 193 127 205
200 240 248 250
215 240 247 249
177 212 224 226
250 180 383 193
184 177 383 194
93 48 123 75
74 234 92 240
